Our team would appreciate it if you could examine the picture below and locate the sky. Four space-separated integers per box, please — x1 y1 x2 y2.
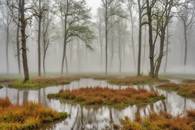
86 0 101 15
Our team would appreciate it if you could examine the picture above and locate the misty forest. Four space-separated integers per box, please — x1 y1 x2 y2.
1 0 195 130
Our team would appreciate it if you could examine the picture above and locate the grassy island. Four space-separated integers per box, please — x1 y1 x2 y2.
121 110 195 130
0 98 68 130
48 87 164 109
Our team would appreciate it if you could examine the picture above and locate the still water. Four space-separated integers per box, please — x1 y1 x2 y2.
0 79 195 130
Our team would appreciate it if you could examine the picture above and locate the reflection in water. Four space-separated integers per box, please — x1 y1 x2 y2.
0 79 195 130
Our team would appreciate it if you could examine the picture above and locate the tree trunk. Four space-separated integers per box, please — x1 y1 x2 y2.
43 49 46 74
6 20 9 74
61 0 69 74
142 26 147 74
37 0 42 76
110 28 114 70
43 40 49 75
105 0 108 74
155 29 166 77
118 27 122 73
98 17 103 69
147 0 155 78
137 0 142 76
164 25 169 72
128 0 136 67
21 0 29 82
61 40 68 74
16 1 21 74
184 23 188 66
42 0 49 75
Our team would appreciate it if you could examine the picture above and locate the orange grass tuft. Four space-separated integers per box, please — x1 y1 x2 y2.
0 98 68 130
48 87 164 109
157 83 179 91
120 111 195 130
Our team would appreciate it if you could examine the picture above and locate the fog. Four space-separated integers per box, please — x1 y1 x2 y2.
0 0 195 76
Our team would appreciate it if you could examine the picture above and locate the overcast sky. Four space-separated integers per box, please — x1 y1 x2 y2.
86 0 101 15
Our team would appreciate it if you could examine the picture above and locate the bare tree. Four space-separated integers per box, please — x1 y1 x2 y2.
178 0 195 66
32 0 48 76
42 0 50 75
20 0 30 81
16 0 21 74
145 0 175 78
55 0 94 74
137 0 146 76
127 0 136 68
97 8 104 70
8 0 35 81
0 1 12 74
101 0 125 74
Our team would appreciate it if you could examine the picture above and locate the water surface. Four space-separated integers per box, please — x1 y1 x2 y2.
0 79 195 130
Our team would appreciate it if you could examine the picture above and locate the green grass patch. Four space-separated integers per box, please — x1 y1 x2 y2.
8 77 79 89
48 87 164 109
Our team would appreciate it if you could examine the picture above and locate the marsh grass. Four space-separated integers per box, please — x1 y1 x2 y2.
48 87 164 109
157 83 179 91
0 98 68 130
178 83 195 98
158 82 195 98
120 110 195 130
108 76 168 85
8 76 79 89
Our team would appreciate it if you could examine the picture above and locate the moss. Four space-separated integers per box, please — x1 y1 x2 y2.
48 87 164 109
8 77 78 89
108 76 168 86
0 98 68 130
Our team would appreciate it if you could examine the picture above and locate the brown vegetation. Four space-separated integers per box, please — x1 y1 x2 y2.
48 87 164 109
120 110 195 130
158 82 195 98
157 83 179 91
108 76 168 85
0 98 68 130
178 83 195 98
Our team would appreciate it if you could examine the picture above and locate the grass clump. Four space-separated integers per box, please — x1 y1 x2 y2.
0 98 68 130
158 82 195 98
157 83 179 91
178 83 195 98
120 111 195 130
108 76 168 85
48 87 164 109
8 76 78 89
